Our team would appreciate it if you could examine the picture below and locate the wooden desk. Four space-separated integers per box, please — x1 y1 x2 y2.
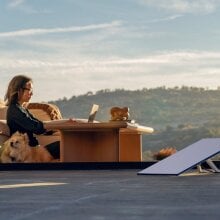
45 120 153 162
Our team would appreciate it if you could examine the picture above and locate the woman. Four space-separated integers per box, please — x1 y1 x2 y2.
4 75 60 159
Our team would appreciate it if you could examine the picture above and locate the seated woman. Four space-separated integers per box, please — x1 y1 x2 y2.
4 75 60 159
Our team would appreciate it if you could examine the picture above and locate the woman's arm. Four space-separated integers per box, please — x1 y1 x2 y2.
8 104 46 135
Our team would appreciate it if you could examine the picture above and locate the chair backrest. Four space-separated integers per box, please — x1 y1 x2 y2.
27 103 63 121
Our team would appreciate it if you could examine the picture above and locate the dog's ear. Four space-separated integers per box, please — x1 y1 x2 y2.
14 131 21 136
3 137 10 146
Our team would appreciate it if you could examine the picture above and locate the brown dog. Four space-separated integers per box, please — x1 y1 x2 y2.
153 147 177 160
110 107 130 121
0 132 54 163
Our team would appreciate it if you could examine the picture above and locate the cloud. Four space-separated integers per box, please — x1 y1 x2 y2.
6 0 52 14
148 14 183 23
7 0 25 8
0 50 216 69
1 50 220 102
0 21 122 38
1 50 220 73
139 0 219 14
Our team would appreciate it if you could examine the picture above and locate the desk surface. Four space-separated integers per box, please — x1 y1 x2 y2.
44 120 128 131
44 119 154 133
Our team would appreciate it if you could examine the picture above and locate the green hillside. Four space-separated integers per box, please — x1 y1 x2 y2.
50 87 220 158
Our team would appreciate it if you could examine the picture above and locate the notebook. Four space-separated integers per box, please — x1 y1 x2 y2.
88 104 99 122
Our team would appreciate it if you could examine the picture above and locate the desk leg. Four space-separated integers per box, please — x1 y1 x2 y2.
119 129 142 162
60 130 120 162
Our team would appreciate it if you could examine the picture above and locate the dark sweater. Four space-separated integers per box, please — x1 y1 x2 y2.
7 103 46 146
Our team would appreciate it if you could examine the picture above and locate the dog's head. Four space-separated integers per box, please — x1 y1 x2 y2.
2 132 29 162
7 132 28 149
110 107 130 121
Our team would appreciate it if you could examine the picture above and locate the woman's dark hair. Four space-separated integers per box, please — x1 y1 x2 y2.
4 75 32 105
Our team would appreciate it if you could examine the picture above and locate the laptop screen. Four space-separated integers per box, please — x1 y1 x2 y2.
88 104 99 122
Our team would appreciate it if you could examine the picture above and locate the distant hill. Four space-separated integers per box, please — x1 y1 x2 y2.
50 87 220 158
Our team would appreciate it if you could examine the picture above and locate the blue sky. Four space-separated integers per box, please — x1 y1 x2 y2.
1 0 220 102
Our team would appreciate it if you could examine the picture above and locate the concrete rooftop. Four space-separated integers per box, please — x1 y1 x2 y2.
0 168 220 220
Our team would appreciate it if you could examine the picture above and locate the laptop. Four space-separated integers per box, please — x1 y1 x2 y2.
88 104 99 122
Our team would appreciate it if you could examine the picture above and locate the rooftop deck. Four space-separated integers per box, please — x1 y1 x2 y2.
0 163 220 220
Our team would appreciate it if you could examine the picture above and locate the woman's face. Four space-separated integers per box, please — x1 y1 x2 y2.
18 81 33 104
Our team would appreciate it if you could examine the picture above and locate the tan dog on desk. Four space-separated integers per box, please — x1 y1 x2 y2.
0 132 54 163
110 107 130 121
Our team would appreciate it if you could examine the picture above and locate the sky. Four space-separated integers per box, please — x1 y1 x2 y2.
1 0 220 102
